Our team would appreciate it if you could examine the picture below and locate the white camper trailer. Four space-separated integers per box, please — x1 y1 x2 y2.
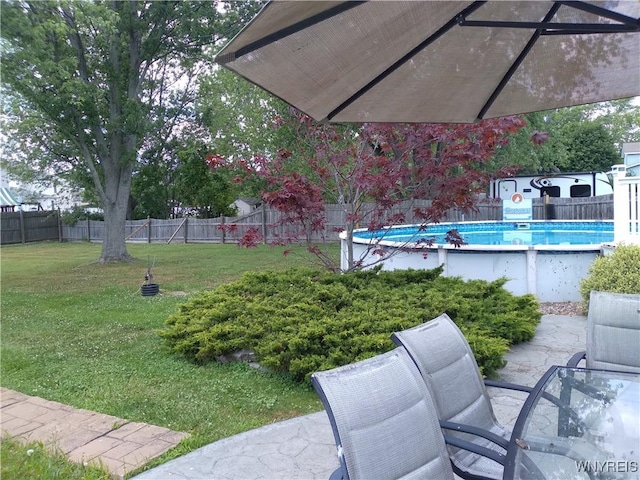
491 171 613 200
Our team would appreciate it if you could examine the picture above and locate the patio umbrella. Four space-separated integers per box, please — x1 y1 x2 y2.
215 1 640 124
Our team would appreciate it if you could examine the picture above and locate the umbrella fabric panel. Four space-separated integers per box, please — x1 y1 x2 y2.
486 31 639 119
218 1 476 121
220 1 346 54
483 0 640 119
217 0 640 124
336 2 553 123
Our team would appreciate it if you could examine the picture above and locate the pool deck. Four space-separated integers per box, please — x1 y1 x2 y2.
131 313 586 480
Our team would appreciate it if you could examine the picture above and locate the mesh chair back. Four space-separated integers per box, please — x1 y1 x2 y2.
311 348 454 480
587 290 640 373
392 314 507 479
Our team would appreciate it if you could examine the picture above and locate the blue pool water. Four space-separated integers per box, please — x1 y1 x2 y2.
353 221 614 246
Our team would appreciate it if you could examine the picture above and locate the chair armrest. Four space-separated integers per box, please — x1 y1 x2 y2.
439 420 509 450
483 378 592 434
566 351 586 367
328 466 343 480
484 379 533 394
443 434 506 466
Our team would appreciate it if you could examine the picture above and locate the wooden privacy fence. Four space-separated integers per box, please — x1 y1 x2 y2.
0 210 61 245
55 195 614 245
0 196 614 245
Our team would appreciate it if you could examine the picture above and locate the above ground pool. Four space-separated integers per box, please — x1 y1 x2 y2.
343 220 614 302
353 220 614 248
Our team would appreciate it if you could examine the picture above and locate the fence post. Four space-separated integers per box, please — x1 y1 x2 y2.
19 209 26 243
147 216 151 243
612 167 629 243
261 206 267 244
57 209 62 242
184 217 188 243
544 194 556 220
221 216 226 244
86 217 91 242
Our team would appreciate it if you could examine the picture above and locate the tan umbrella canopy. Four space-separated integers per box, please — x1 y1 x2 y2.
215 1 640 124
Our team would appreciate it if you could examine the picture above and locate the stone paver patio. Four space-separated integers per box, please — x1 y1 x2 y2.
0 388 189 479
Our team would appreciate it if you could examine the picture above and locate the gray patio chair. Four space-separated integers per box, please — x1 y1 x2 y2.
311 347 506 480
391 313 534 480
567 290 640 373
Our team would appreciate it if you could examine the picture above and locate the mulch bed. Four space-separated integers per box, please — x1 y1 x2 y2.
539 302 586 316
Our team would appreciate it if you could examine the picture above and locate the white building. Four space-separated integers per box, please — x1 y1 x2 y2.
0 166 82 211
622 142 640 176
230 197 262 216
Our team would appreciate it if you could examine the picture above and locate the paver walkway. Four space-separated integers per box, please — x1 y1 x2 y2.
1 313 587 480
0 388 189 479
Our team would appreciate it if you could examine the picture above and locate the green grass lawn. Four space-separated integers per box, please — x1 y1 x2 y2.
1 436 111 480
1 241 335 475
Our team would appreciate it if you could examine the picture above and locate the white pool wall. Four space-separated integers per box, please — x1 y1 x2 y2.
345 243 599 302
343 221 611 303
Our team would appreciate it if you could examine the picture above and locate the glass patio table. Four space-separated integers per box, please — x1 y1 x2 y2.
504 366 639 480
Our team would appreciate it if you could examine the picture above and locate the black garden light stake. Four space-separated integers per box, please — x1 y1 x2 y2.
141 255 159 296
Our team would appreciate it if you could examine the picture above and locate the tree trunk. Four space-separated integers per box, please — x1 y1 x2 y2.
346 230 355 272
101 204 132 262
344 202 355 271
99 166 134 263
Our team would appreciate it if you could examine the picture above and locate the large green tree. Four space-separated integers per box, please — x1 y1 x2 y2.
561 121 621 172
0 0 261 261
491 99 639 176
552 99 640 152
196 68 294 199
130 141 178 220
198 68 285 162
489 111 567 174
174 140 236 218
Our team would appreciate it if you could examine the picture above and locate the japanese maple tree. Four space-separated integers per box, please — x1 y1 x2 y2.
211 109 531 272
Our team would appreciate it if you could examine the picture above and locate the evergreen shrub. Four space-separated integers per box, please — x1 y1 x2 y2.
580 244 640 306
159 266 541 382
